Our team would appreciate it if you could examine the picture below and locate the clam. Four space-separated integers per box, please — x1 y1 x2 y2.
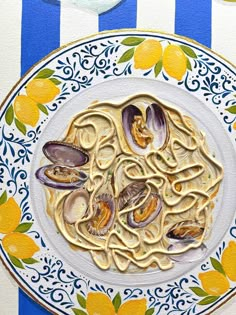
63 189 89 224
35 165 88 190
87 193 115 236
35 141 89 190
43 141 89 167
122 102 167 155
166 221 204 241
168 240 207 263
118 182 146 211
127 193 162 228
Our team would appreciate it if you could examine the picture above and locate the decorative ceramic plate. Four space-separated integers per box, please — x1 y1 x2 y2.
0 30 236 315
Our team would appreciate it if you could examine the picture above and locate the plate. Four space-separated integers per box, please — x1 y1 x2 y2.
0 30 235 315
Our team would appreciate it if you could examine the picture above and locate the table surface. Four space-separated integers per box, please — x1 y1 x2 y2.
0 1 235 314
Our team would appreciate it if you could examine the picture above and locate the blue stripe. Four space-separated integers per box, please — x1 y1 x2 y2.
175 0 212 48
99 0 137 31
20 0 60 313
21 0 60 76
19 290 52 315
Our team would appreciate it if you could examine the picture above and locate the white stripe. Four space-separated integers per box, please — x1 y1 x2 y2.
0 0 22 105
60 1 98 46
212 0 236 65
0 262 18 315
137 0 176 33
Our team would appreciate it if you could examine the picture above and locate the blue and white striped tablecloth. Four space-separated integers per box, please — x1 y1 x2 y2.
0 1 235 314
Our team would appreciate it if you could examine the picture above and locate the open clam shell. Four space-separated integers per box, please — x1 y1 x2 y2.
168 240 207 263
127 193 162 228
166 221 204 241
87 193 115 236
43 141 89 167
122 105 152 155
63 189 89 224
118 181 146 211
35 165 88 190
146 103 167 150
122 102 167 155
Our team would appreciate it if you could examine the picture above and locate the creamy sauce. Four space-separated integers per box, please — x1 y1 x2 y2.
43 95 223 272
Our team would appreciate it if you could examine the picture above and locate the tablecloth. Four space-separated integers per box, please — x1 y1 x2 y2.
0 0 235 314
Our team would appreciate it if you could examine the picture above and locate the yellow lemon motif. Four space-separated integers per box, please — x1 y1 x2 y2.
233 121 236 130
117 298 147 315
0 197 21 234
2 232 40 259
221 241 236 281
86 292 115 315
26 78 60 104
134 39 162 70
14 95 40 127
199 270 230 296
163 45 187 80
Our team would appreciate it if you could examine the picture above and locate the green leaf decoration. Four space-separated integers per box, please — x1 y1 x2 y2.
189 287 208 297
77 294 86 309
154 60 162 77
14 222 33 233
210 257 225 275
35 68 55 79
50 78 61 85
118 48 135 63
72 308 87 315
226 105 236 114
15 118 26 135
180 45 197 58
145 308 155 315
198 296 220 305
37 103 48 115
8 255 24 269
22 258 39 264
0 191 7 205
186 58 192 71
5 105 14 125
121 37 145 46
112 292 122 312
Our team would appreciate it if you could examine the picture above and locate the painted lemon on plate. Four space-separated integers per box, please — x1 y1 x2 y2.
86 292 115 315
14 95 40 127
117 298 147 315
0 197 21 234
2 232 40 259
221 241 236 281
26 78 60 104
163 45 187 80
199 270 230 296
134 39 162 70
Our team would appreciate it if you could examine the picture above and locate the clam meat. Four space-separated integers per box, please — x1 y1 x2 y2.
167 221 204 241
122 102 167 155
35 141 89 189
87 193 115 236
36 165 88 190
127 193 162 228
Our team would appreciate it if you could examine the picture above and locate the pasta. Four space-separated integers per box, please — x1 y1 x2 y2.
36 94 223 272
